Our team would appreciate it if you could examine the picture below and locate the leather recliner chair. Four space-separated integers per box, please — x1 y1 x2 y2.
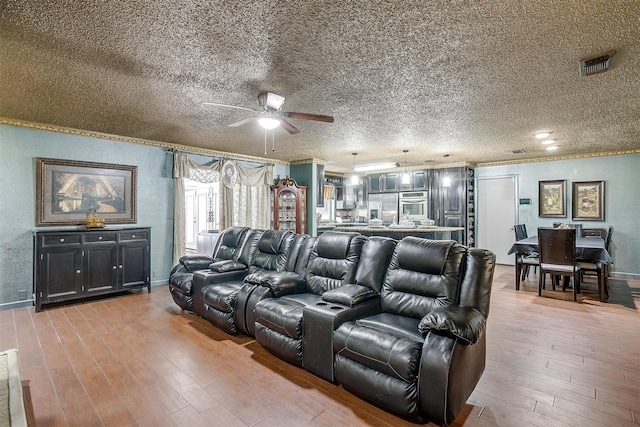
252 231 367 366
190 228 264 317
235 233 317 336
200 229 295 334
168 226 250 311
332 237 495 425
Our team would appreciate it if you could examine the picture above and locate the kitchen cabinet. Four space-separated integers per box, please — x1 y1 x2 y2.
384 173 399 192
368 174 382 192
272 177 307 233
399 170 428 191
412 170 428 190
33 228 151 312
430 167 474 246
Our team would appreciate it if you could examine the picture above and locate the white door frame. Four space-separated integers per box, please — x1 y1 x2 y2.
475 175 518 265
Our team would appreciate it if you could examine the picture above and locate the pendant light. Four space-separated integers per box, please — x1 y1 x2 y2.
350 153 359 185
401 150 411 185
442 154 451 187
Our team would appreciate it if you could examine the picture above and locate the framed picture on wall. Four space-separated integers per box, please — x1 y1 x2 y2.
572 180 604 221
538 180 566 217
36 157 137 226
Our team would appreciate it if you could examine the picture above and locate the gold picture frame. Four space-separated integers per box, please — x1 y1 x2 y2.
538 180 566 217
36 157 137 226
572 180 604 221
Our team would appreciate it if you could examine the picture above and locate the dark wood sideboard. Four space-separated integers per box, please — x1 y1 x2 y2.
33 227 150 312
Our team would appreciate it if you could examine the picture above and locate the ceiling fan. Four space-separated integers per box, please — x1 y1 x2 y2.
204 92 334 134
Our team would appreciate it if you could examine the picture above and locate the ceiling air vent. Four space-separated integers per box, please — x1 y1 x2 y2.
579 51 615 77
511 149 525 154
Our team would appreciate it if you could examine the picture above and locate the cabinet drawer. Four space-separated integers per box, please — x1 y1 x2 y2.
84 233 117 243
41 234 81 246
119 230 149 241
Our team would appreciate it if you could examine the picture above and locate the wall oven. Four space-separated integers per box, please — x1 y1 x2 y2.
399 191 429 222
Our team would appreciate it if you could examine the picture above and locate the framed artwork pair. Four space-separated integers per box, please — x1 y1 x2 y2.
538 180 604 221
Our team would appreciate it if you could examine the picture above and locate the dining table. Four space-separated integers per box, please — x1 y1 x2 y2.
508 235 613 301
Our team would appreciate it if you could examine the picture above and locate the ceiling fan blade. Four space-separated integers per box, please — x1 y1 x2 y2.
283 111 334 123
228 116 257 127
204 102 256 113
280 119 300 134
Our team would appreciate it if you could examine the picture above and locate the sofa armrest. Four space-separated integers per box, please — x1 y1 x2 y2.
179 255 214 272
244 271 306 297
322 284 377 307
418 305 486 345
209 260 247 273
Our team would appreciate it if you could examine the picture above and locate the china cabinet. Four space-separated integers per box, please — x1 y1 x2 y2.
272 177 307 233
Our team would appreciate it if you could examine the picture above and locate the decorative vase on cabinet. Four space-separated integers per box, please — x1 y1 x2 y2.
272 177 307 233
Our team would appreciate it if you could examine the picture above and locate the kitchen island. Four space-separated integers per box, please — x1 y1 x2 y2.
331 225 465 243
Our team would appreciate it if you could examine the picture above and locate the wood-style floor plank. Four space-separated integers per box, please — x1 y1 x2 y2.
3 264 640 426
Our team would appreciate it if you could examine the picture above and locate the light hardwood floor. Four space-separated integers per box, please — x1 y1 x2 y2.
1 264 639 426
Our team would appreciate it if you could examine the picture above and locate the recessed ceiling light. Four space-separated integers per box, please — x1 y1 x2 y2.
541 139 556 145
535 131 551 139
546 146 558 151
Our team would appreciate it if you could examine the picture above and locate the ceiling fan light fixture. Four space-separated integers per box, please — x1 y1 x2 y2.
541 139 556 145
535 131 551 139
257 117 281 130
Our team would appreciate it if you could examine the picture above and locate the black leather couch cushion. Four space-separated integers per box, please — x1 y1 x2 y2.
382 238 466 320
169 271 193 295
179 255 214 272
334 316 423 382
214 227 250 261
322 284 377 307
418 305 486 344
202 282 243 312
209 260 247 273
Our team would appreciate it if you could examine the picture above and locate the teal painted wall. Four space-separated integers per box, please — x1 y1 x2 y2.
290 163 317 235
0 124 174 308
475 154 640 277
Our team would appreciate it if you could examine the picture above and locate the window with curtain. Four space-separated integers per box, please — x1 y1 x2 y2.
172 153 273 264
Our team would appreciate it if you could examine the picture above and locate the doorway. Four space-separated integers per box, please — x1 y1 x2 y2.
476 176 517 265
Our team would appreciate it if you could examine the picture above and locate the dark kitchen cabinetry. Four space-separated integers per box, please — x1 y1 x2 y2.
368 173 400 193
33 228 151 312
430 167 474 246
399 170 428 192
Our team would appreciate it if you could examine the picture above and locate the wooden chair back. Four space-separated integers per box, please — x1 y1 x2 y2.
514 224 528 241
538 227 577 268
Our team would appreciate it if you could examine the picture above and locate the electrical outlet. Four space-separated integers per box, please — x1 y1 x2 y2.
18 289 27 300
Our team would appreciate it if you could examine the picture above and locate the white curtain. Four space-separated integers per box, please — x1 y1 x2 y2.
172 153 273 265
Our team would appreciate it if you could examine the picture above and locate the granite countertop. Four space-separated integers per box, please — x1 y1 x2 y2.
333 225 464 232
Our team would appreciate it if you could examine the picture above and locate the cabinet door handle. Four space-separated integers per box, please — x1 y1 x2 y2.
76 269 81 274
98 236 103 240
132 234 136 238
119 265 123 269
113 266 117 270
60 238 65 242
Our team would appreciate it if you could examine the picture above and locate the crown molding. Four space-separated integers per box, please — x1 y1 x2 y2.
0 117 289 165
475 148 640 167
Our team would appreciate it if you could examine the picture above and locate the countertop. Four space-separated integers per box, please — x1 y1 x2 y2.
333 225 464 232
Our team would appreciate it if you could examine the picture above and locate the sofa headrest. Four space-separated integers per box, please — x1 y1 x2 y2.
396 237 456 275
222 226 249 248
257 229 292 254
354 237 397 293
316 231 361 259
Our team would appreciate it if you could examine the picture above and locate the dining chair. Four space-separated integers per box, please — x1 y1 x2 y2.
514 224 539 290
580 226 613 301
538 227 583 301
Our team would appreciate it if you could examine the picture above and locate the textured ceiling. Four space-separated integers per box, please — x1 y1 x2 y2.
1 1 639 173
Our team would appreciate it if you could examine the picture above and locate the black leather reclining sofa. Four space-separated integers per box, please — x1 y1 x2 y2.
168 227 495 425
